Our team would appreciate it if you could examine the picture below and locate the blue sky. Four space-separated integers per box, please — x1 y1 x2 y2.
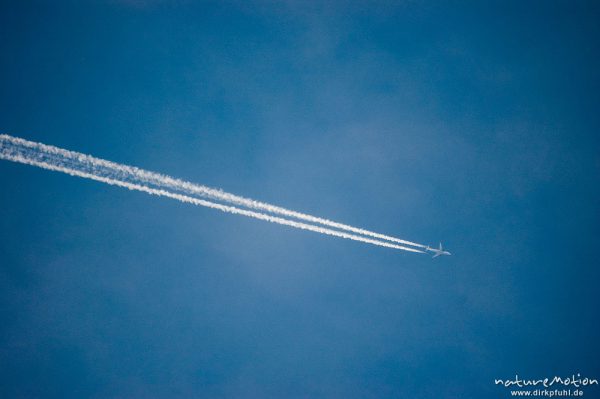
1 1 599 398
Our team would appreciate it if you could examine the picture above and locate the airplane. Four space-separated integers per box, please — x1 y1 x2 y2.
426 243 451 258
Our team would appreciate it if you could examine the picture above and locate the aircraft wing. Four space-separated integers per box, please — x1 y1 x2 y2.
432 253 441 258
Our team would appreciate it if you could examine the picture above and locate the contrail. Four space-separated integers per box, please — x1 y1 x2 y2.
0 134 427 250
0 134 424 253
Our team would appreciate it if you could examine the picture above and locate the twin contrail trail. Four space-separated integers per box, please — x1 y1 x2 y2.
0 134 426 253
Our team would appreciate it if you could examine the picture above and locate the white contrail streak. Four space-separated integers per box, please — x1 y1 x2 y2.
0 134 426 249
0 135 424 253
